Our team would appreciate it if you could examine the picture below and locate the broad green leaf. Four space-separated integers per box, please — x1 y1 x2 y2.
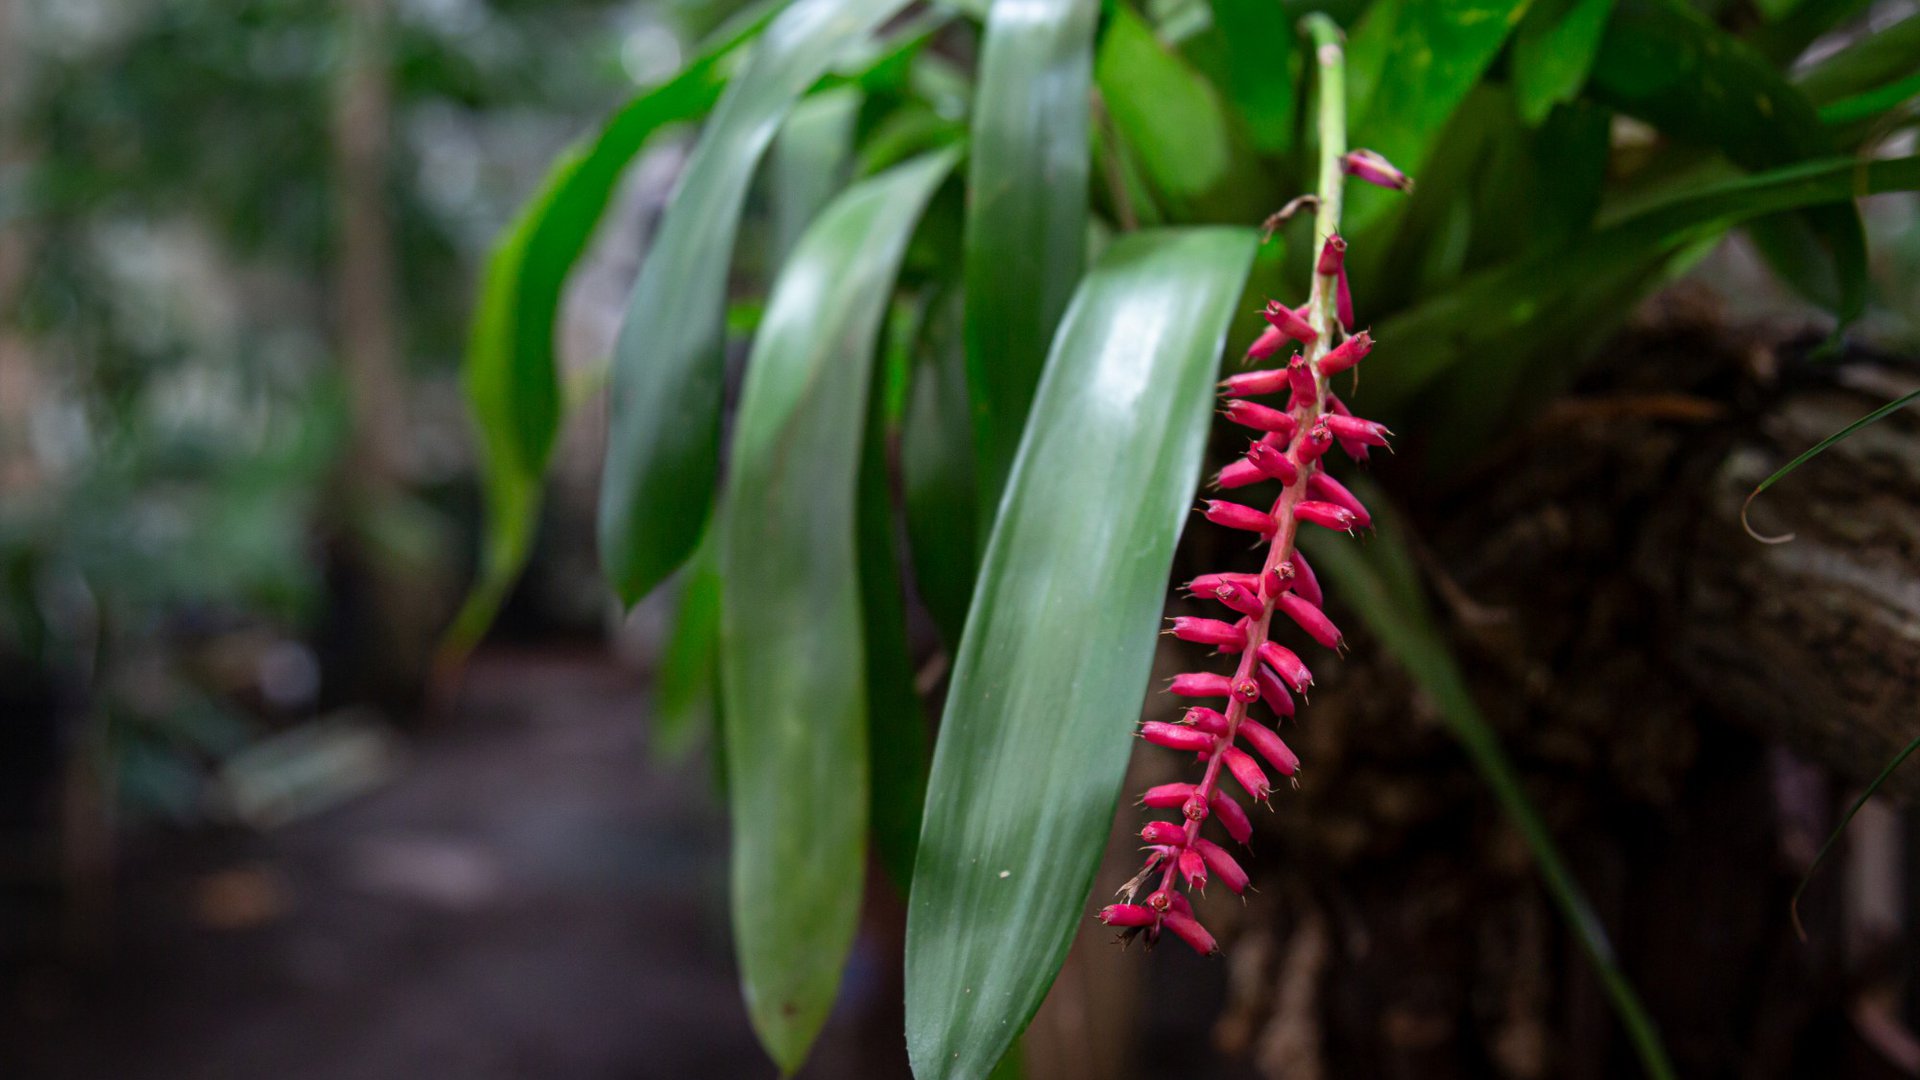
903 288 978 646
1300 491 1677 1080
599 0 918 606
653 522 725 760
1345 0 1534 234
769 86 862 263
905 227 1258 1080
1587 0 1866 320
719 148 958 1073
1510 0 1614 126
442 10 774 661
1094 6 1267 222
1200 0 1299 152
963 0 1098 513
1741 388 1920 543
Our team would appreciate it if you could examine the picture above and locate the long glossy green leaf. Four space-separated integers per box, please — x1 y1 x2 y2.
963 0 1097 514
1588 0 1865 319
905 227 1258 1080
1300 493 1677 1080
1510 0 1614 126
442 11 774 661
600 0 917 606
1741 388 1920 543
653 522 725 760
769 86 862 263
719 148 957 1073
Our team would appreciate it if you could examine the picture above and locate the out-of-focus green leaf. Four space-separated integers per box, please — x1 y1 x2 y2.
905 227 1257 1080
1202 0 1298 152
770 86 862 263
1510 0 1614 126
1819 72 1920 128
1300 493 1677 1080
652 523 724 760
599 0 917 607
962 0 1097 514
719 148 957 1074
1588 0 1865 320
1345 0 1533 233
1095 6 1266 222
1742 388 1920 543
442 9 775 662
903 288 978 646
1796 12 1920 109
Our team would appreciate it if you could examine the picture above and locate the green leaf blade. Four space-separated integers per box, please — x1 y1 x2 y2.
905 227 1258 1080
719 148 958 1074
599 0 916 606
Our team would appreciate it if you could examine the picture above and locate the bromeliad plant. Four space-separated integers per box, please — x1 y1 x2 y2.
451 0 1920 1074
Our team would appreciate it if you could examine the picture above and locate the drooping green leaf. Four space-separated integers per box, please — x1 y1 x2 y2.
599 0 918 606
1299 491 1677 1080
719 148 958 1073
1510 0 1614 126
1095 5 1267 222
905 227 1258 1080
653 522 725 760
1198 0 1298 152
769 86 863 264
1587 0 1866 320
903 287 979 646
1741 388 1920 543
962 0 1098 514
442 9 775 662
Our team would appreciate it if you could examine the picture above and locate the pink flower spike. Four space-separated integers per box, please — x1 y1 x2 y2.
1170 617 1246 649
1245 325 1289 361
1262 300 1318 344
1193 838 1251 894
1291 551 1324 607
1316 331 1373 376
1143 782 1200 808
1211 792 1253 844
1287 355 1317 399
1247 440 1299 485
1295 422 1334 463
1100 903 1158 928
1260 566 1286 603
1296 499 1359 532
1231 677 1261 704
1214 458 1266 489
1169 672 1233 698
1342 148 1413 192
1183 707 1229 734
1239 719 1300 777
1325 414 1391 447
1162 909 1219 955
1317 234 1346 276
1142 721 1217 752
1178 848 1208 890
1337 267 1354 328
1277 591 1344 650
1213 583 1265 618
1204 500 1275 536
1307 472 1371 529
1222 746 1272 801
1141 820 1188 847
1224 399 1297 435
1257 641 1313 692
1254 665 1296 717
1187 572 1259 597
1221 368 1290 397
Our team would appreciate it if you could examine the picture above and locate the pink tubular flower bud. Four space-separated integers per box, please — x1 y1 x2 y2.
1238 719 1300 777
1307 472 1370 529
1203 500 1275 536
1143 782 1199 808
1324 414 1391 448
1254 665 1296 717
1214 458 1265 489
1223 399 1297 436
1141 820 1187 847
1342 148 1413 192
1326 394 1371 462
1222 745 1271 801
1296 499 1359 532
1337 266 1354 328
1100 903 1158 927
1262 300 1318 344
1220 368 1290 397
1213 582 1265 618
1183 706 1229 734
1287 355 1317 399
1177 848 1208 890
1316 331 1373 376
1211 791 1253 844
1246 440 1299 484
1142 721 1216 752
1170 617 1246 649
1276 591 1343 650
1291 550 1324 607
1182 795 1209 821
1193 838 1250 894
1231 677 1261 704
1257 641 1313 692
1188 571 1259 597
1260 566 1287 602
1162 909 1219 955
1316 234 1346 276
1245 325 1288 361
1295 422 1334 463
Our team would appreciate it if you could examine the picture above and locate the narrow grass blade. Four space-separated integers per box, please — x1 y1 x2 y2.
1742 388 1920 543
906 228 1258 1080
1791 734 1920 940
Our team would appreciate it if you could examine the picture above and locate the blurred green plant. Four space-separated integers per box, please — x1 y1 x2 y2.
454 0 1920 1073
